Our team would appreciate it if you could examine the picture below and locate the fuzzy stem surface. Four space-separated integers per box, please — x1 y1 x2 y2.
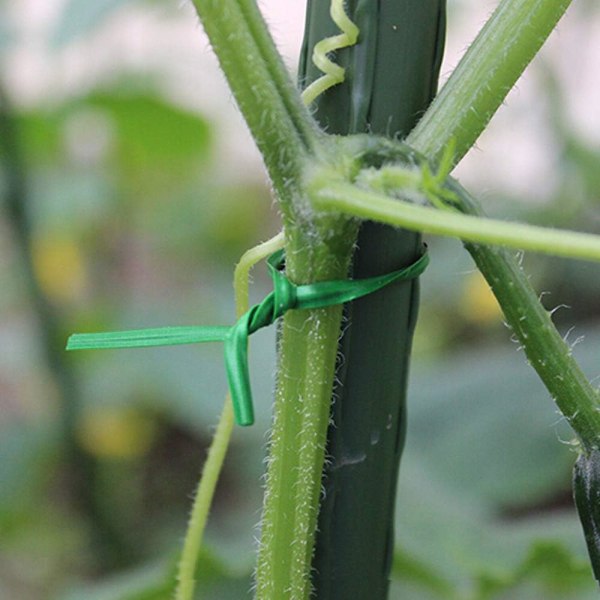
189 0 321 211
408 0 572 164
311 178 600 263
255 234 357 599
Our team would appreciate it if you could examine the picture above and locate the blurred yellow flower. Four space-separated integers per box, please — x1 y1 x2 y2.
460 272 502 325
32 234 87 303
76 407 156 459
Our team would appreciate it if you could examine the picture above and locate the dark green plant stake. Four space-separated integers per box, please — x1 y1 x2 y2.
299 1 446 597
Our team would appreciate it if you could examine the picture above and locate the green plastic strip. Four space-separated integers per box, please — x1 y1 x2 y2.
67 248 429 426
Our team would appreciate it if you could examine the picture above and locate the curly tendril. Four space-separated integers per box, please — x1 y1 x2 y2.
301 0 359 106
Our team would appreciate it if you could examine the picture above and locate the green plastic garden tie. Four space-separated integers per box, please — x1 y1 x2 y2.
67 248 429 426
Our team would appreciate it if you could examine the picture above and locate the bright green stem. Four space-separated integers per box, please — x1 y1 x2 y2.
407 0 572 163
257 307 344 599
255 238 356 600
310 179 600 263
175 233 284 600
459 200 600 453
189 2 357 597
400 0 600 451
188 0 321 210
233 232 285 310
231 1 318 153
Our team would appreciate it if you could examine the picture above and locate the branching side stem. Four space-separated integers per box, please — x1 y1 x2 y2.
189 0 321 211
408 0 572 164
310 177 600 264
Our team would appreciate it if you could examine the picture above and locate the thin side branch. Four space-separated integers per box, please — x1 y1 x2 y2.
408 0 572 164
189 0 321 212
309 177 600 264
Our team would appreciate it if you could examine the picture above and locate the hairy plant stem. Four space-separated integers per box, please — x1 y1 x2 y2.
407 0 572 164
176 400 234 600
403 0 600 452
466 244 600 453
460 203 600 453
256 237 357 599
190 1 359 596
188 0 322 210
310 177 600 263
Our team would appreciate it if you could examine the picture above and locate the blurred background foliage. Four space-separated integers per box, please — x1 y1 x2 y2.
0 0 600 598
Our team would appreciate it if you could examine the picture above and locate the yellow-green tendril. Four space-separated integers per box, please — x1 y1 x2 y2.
175 232 285 600
301 0 359 106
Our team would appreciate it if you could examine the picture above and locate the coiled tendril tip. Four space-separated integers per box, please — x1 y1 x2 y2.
301 0 359 106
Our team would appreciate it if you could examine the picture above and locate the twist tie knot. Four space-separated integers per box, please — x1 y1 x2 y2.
269 251 298 319
67 247 429 427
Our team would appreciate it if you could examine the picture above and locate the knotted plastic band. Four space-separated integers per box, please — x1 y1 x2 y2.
67 248 429 426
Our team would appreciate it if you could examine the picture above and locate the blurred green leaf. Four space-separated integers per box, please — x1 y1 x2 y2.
81 92 212 173
16 111 62 164
389 329 600 597
14 90 213 233
0 421 57 530
59 546 250 600
393 456 595 598
473 541 594 599
392 548 456 598
17 90 211 169
406 331 600 507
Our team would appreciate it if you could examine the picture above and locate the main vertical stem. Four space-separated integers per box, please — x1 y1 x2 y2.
256 236 357 599
299 1 446 598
